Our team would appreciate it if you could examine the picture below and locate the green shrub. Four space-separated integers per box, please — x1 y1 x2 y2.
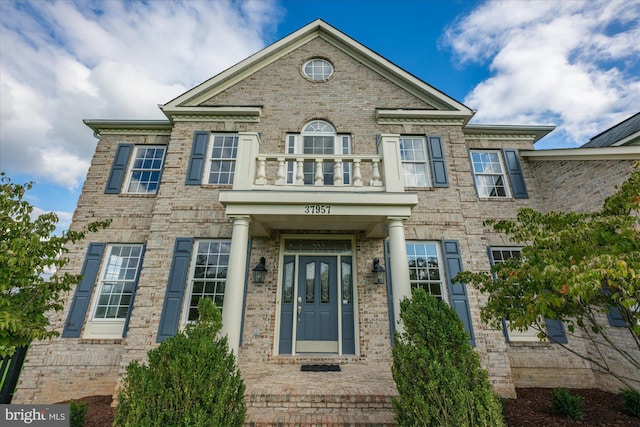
113 298 246 426
552 387 584 420
69 400 87 427
391 288 505 426
621 388 640 418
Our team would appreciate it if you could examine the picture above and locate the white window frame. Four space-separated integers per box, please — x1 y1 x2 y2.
399 136 431 187
285 120 351 185
203 133 239 185
302 58 334 81
470 150 511 198
490 247 545 342
123 145 166 194
182 240 231 325
406 241 448 301
84 244 144 338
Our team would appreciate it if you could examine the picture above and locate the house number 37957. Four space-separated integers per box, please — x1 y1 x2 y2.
304 205 331 214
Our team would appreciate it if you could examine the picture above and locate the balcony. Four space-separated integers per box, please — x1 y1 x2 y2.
219 132 418 238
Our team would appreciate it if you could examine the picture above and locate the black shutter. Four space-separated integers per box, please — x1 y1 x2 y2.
503 149 528 198
427 136 449 187
157 238 193 342
442 240 475 346
185 132 209 185
62 243 105 338
105 144 132 194
122 244 146 338
607 306 627 327
544 318 568 343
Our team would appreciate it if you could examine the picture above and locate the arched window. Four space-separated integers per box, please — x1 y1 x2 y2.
286 120 351 185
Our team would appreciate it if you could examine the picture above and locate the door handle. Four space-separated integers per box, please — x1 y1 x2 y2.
297 305 302 321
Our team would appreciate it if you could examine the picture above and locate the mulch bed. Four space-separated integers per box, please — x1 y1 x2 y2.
503 388 638 426
67 388 639 426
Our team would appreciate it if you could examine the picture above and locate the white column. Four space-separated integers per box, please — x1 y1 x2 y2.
222 215 250 355
388 216 411 334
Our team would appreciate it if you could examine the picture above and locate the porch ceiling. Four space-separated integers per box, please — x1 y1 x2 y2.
219 190 418 238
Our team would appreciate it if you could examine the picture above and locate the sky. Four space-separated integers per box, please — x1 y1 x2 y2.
1 0 639 232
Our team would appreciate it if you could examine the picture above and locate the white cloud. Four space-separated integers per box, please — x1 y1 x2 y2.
31 206 74 232
443 0 640 146
0 0 283 188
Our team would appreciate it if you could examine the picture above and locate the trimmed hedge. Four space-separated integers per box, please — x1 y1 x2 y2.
392 288 504 426
114 298 246 426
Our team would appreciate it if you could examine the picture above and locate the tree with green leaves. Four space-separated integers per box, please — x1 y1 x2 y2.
0 173 110 357
455 166 639 392
114 298 246 427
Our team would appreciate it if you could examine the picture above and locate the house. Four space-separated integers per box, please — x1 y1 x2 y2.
14 20 639 424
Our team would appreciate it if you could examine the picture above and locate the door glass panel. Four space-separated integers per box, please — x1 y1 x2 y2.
305 262 315 303
341 260 352 304
283 261 294 304
320 262 329 304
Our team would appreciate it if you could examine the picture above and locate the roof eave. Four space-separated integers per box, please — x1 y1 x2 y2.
521 146 640 161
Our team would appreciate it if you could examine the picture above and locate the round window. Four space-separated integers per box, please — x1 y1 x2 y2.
303 58 334 81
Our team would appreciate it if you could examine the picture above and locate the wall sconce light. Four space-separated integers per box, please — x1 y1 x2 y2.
253 257 268 284
372 258 385 284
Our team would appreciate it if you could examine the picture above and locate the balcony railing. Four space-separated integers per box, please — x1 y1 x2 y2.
232 133 407 193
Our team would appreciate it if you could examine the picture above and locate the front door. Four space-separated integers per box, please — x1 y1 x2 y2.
296 256 338 353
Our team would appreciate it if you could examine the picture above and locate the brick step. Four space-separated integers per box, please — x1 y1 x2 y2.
245 406 396 426
245 392 397 426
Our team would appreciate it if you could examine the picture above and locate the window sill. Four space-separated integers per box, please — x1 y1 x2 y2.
404 186 434 191
77 338 123 345
200 184 233 189
118 193 157 197
477 197 515 202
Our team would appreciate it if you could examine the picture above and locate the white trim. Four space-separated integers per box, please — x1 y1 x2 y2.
521 146 640 160
180 239 231 327
611 130 640 146
399 135 431 187
464 124 555 143
406 241 448 303
377 109 472 125
162 20 473 113
84 244 144 339
274 234 359 357
123 145 166 195
469 149 512 199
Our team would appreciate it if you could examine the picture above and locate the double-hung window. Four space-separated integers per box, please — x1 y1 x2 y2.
286 120 351 185
489 247 567 343
206 134 238 184
125 146 166 194
85 244 145 338
470 149 529 199
399 137 431 187
185 132 238 185
470 150 509 198
184 240 230 322
105 144 167 194
406 242 447 300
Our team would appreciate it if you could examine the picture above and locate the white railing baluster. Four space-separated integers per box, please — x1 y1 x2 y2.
315 159 324 186
353 159 362 187
255 157 267 185
334 159 343 186
275 158 286 186
295 159 305 185
371 159 383 187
